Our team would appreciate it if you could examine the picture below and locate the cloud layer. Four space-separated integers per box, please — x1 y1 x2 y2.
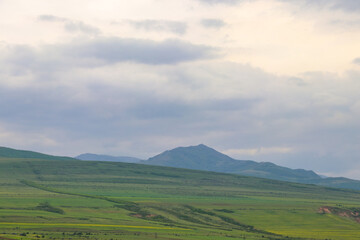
38 14 100 35
0 0 360 179
127 20 187 35
201 18 226 28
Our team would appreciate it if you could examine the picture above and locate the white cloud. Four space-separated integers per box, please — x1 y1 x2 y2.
353 58 360 65
0 0 359 176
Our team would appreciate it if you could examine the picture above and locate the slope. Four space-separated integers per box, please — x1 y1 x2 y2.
145 144 320 182
1 151 360 239
1 156 360 239
0 146 74 161
145 144 360 190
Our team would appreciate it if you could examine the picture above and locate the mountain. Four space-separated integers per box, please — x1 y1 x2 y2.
0 146 74 161
146 144 320 182
2 147 360 240
76 153 142 163
145 144 360 190
2 144 359 191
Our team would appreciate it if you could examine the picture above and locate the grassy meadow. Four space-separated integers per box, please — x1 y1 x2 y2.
1 157 360 239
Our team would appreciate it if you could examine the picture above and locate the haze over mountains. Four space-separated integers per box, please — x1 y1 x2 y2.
1 144 359 190
78 144 360 190
145 144 320 182
76 153 142 163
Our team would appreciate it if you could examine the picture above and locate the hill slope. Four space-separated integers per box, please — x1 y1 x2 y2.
145 144 360 190
146 144 320 182
2 145 360 191
1 148 360 239
76 153 142 163
0 146 74 161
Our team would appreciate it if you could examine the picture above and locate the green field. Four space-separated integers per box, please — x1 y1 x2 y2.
1 157 360 239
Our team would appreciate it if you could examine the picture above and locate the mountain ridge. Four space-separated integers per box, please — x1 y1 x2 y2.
145 144 321 182
144 144 360 190
2 144 360 190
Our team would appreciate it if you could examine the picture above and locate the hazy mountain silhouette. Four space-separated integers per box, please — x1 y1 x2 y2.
76 153 142 163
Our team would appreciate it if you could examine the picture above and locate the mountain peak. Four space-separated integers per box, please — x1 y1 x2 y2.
145 144 322 182
146 144 237 171
196 143 209 148
175 144 212 149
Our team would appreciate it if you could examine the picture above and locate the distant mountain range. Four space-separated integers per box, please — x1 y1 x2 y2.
145 144 360 190
145 144 320 182
1 144 360 191
76 153 142 163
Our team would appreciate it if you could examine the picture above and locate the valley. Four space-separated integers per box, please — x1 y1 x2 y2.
1 148 360 239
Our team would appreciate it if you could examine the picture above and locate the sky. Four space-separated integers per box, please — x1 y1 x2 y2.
1 0 360 179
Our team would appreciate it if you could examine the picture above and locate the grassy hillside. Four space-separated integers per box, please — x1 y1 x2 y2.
146 144 360 190
146 144 321 182
1 154 360 239
0 146 74 161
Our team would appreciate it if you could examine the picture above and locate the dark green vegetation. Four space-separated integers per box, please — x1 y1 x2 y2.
1 147 360 239
146 144 360 190
76 153 142 163
0 146 73 161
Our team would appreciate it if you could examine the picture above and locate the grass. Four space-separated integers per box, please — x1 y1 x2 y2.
0 157 360 239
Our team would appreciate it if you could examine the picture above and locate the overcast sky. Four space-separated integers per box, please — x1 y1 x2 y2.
1 0 360 178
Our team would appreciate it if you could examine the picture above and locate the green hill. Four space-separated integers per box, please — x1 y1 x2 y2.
0 146 74 161
2 145 360 191
145 144 320 182
1 149 360 239
145 144 360 190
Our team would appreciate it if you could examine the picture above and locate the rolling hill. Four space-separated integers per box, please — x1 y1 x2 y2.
1 146 360 239
145 144 360 190
4 144 360 191
0 146 74 161
145 144 320 181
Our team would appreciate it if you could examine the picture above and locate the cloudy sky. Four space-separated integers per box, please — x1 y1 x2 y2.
1 0 360 178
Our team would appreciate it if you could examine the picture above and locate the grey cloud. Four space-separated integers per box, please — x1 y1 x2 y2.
129 97 257 120
201 19 226 28
331 0 360 11
64 22 100 35
287 77 307 86
353 58 360 65
198 0 360 11
196 0 243 5
128 20 187 35
38 14 100 35
64 38 216 65
38 15 67 22
326 19 360 30
129 101 193 119
282 0 360 12
0 76 260 157
2 37 216 70
2 39 360 177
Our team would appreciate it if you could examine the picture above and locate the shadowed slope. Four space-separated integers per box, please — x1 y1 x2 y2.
145 144 360 190
0 146 74 161
146 144 320 182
